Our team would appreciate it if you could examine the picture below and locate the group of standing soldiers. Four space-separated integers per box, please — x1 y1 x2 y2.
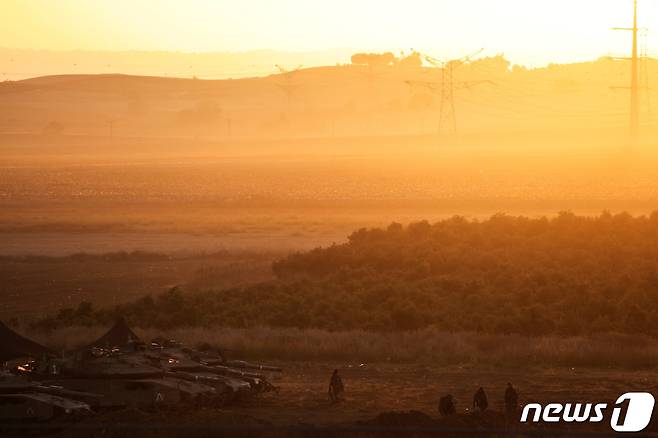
329 370 520 422
439 383 518 418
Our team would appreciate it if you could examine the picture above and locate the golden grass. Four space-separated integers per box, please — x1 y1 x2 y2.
28 326 658 369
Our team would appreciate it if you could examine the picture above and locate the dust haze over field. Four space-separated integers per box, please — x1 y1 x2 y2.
3 47 658 344
3 56 658 240
4 0 658 434
2 63 658 261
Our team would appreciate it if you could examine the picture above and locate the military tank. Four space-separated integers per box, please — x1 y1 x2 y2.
0 318 281 420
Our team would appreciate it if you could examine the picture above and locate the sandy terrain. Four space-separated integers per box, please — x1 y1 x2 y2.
228 362 658 426
14 362 657 437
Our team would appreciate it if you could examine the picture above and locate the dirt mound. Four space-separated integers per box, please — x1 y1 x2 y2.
57 408 273 438
359 409 506 430
358 410 438 428
437 410 506 429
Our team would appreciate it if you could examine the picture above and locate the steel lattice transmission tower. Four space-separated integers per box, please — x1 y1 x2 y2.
438 60 457 132
612 0 640 137
640 28 652 118
407 49 490 134
275 64 303 111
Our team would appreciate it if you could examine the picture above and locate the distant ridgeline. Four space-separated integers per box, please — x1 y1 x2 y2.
36 212 658 336
2 54 654 137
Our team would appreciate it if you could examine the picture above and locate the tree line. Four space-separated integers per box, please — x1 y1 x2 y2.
34 212 658 336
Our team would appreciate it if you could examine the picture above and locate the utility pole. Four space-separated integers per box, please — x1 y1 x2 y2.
438 60 457 132
640 28 652 118
275 64 302 111
407 49 489 134
631 0 639 136
613 0 640 137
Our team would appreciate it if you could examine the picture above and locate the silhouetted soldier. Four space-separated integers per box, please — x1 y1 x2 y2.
504 383 518 418
328 369 344 402
439 394 457 416
473 387 488 412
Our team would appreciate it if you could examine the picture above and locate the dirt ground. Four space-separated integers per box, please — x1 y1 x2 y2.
15 362 654 437
226 362 658 426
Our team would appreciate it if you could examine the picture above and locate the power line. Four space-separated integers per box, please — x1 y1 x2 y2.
640 28 652 118
274 64 302 111
612 0 641 137
407 49 492 133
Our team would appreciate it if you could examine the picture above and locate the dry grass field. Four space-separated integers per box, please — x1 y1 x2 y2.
20 325 658 432
27 325 658 370
0 252 277 319
5 130 658 323
223 362 658 427
26 361 658 434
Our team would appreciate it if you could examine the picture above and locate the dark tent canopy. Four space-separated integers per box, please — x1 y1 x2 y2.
85 318 140 350
0 321 54 361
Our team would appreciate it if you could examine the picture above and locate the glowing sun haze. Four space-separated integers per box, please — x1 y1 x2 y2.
2 0 657 66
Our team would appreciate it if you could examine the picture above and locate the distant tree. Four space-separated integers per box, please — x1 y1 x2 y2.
391 303 424 331
397 51 423 69
469 55 510 75
33 212 658 338
351 52 396 67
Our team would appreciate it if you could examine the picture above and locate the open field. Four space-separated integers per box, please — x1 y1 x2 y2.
4 129 658 322
22 361 658 432
0 232 339 257
5 132 658 213
29 326 658 370
3 131 658 249
4 131 658 326
20 325 658 430
0 252 277 319
216 363 658 427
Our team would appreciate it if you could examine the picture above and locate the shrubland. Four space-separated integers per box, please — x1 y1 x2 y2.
34 212 658 337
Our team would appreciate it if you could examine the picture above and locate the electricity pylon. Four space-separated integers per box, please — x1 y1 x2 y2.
275 64 302 110
612 0 640 137
407 48 490 133
640 28 652 118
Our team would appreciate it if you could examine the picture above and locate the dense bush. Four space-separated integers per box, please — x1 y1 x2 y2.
35 212 658 336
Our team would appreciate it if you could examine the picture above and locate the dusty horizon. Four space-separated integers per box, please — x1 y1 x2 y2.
1 47 647 82
3 0 657 67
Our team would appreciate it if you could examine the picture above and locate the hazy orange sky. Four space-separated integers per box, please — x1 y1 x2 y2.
2 0 657 66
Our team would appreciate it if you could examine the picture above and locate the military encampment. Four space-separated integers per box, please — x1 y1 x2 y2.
5 0 658 436
0 319 278 423
0 321 54 363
